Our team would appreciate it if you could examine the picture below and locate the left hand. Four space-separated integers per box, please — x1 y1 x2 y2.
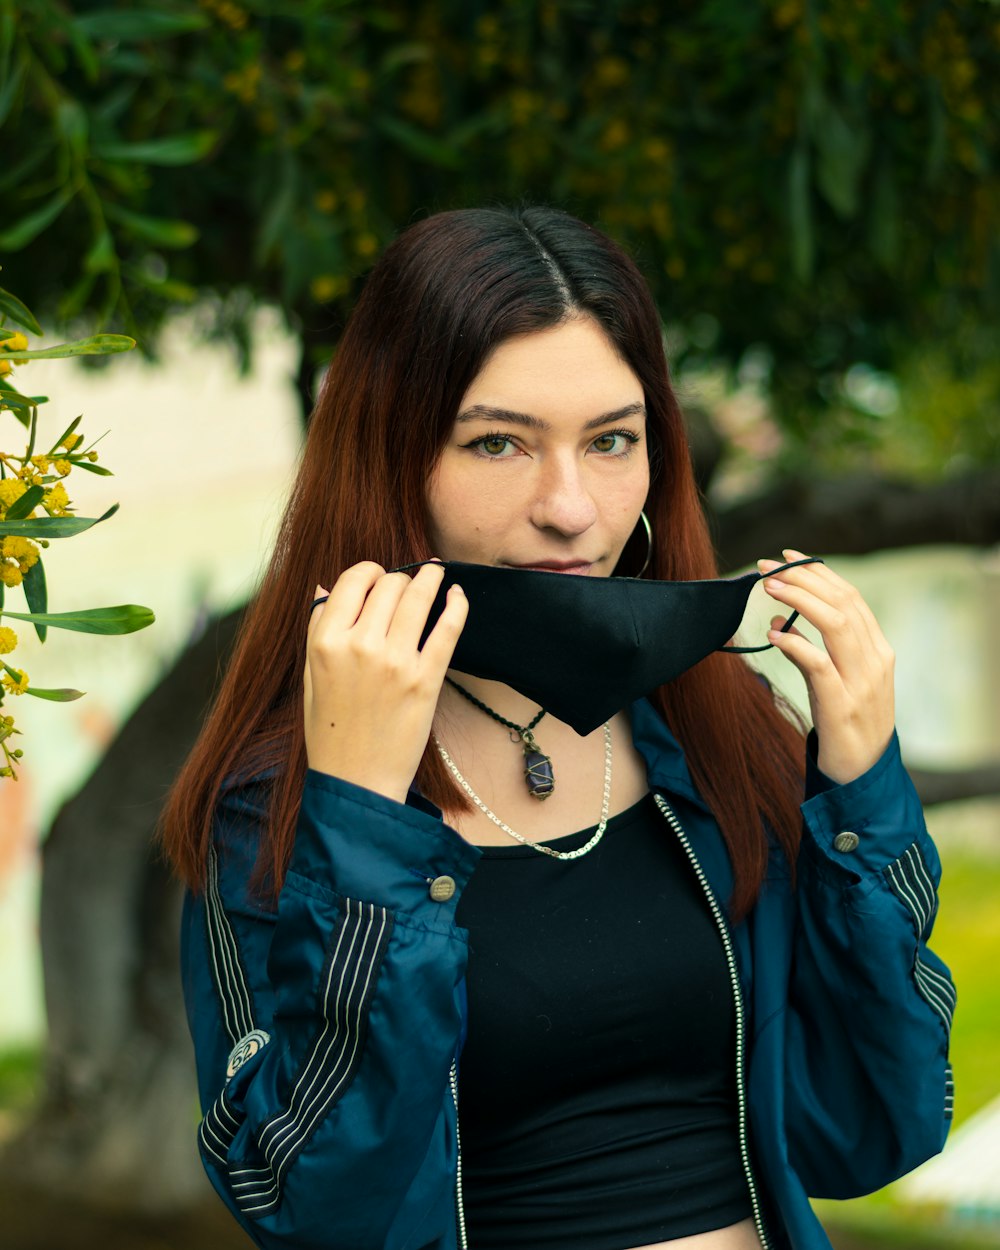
757 548 896 785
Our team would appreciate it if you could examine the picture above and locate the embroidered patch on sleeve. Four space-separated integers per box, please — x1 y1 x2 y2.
227 1029 272 1081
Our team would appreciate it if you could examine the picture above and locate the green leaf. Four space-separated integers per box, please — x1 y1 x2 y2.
0 502 119 539
0 51 26 128
788 139 813 283
0 187 75 251
22 685 86 702
72 9 210 40
83 228 117 274
0 287 43 336
105 202 198 247
869 158 899 272
0 334 135 360
255 173 297 267
56 98 89 161
0 381 49 407
54 415 83 448
812 98 869 221
0 603 155 635
71 460 115 476
0 662 83 700
93 130 218 166
22 555 47 644
4 484 45 521
374 115 461 169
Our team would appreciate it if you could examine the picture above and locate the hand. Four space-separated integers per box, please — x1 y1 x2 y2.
304 561 469 804
757 548 895 785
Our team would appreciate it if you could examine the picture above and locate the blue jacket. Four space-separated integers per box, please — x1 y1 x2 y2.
182 696 955 1250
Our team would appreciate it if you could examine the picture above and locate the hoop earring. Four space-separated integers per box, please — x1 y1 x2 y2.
630 510 653 579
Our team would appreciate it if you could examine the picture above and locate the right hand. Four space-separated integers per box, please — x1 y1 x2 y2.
304 560 468 804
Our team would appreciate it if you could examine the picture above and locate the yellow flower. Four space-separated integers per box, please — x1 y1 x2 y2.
0 359 12 377
310 274 350 302
60 433 83 451
54 458 72 476
30 453 50 473
0 667 29 695
0 563 22 587
314 189 338 214
0 479 28 513
1 332 28 352
0 626 17 654
43 483 71 514
2 535 40 573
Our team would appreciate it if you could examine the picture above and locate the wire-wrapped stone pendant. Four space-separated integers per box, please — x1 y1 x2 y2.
520 729 554 800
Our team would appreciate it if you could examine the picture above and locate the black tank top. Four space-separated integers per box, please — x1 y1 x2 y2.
453 791 752 1249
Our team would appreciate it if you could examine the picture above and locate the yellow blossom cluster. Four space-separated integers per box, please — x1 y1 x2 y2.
0 626 16 654
1 535 41 587
0 330 29 377
0 711 23 779
0 667 29 696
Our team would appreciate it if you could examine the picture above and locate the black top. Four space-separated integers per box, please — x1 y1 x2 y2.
454 791 752 1249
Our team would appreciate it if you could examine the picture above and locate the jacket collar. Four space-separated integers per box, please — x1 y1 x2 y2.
627 695 710 813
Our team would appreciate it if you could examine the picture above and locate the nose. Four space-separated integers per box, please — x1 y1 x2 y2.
529 453 598 537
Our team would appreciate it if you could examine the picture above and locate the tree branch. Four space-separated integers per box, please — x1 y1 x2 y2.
709 468 1000 569
906 761 1000 808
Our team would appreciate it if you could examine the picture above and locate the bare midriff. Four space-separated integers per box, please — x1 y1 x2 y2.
627 1218 762 1250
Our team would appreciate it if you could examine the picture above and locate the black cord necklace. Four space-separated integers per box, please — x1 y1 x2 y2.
444 676 554 800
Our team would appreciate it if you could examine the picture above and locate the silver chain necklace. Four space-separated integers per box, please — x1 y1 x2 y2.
433 722 613 861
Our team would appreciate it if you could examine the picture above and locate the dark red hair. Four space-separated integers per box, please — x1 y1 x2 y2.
158 205 804 922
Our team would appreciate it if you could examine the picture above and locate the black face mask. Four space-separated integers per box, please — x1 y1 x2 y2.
393 556 822 736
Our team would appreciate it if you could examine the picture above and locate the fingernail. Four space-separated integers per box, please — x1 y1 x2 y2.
764 578 784 588
450 583 465 596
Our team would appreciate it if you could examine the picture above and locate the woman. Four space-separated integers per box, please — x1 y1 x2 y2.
160 205 955 1250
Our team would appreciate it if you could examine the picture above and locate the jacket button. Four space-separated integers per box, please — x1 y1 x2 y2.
833 831 860 853
429 875 456 902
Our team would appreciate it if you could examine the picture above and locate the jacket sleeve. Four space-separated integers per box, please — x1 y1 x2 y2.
181 767 479 1249
781 729 955 1198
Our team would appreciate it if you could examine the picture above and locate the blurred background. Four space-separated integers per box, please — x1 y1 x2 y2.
0 2 998 1247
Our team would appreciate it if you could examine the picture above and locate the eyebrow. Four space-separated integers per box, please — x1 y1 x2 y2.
455 402 647 432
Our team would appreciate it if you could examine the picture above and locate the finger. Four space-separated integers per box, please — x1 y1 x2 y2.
351 570 417 639
317 562 386 631
419 583 469 673
762 577 868 674
766 619 844 689
385 561 448 647
778 548 885 646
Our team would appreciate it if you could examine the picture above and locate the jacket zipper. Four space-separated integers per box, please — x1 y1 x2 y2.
653 792 772 1250
450 1060 469 1249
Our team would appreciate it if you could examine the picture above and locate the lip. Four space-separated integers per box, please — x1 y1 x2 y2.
506 560 594 575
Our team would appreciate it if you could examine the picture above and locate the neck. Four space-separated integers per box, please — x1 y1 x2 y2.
442 669 544 727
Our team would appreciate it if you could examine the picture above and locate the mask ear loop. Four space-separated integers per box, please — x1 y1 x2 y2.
720 556 825 654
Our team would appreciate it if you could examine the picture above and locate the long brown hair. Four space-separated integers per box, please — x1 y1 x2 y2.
158 205 804 922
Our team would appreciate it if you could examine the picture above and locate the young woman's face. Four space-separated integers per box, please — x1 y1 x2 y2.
425 317 650 577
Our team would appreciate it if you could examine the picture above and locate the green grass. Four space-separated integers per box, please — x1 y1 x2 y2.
0 1043 42 1117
